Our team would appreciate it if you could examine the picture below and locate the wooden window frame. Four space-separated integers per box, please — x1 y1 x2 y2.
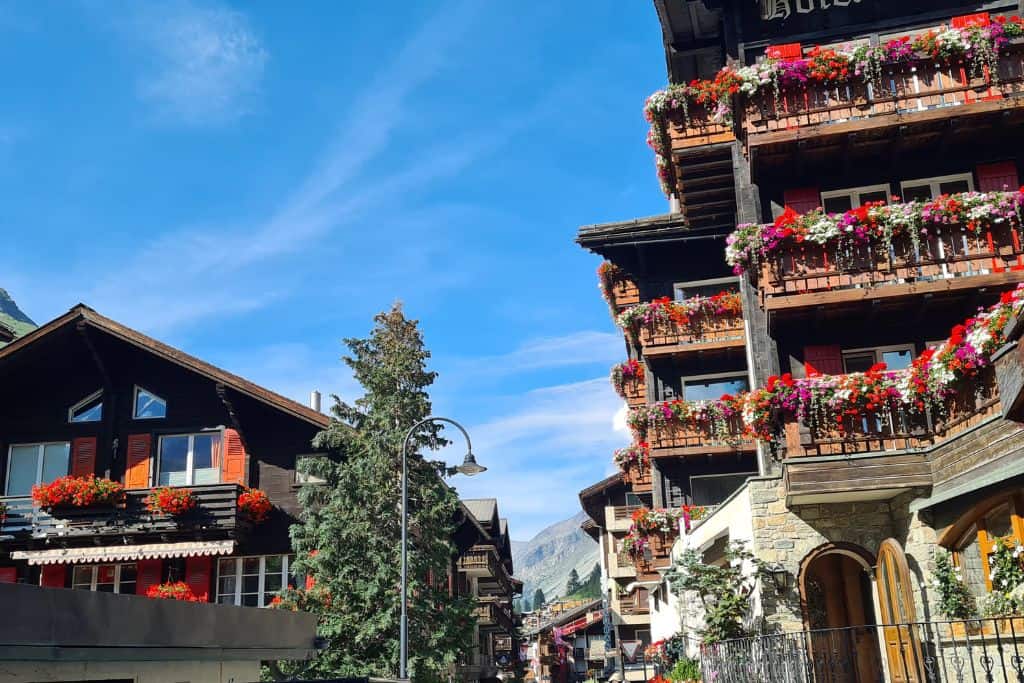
68 389 103 424
939 491 1024 593
216 554 293 607
672 276 739 302
841 344 916 373
155 431 223 487
71 563 137 594
681 371 750 402
4 442 70 496
132 385 167 421
820 184 892 213
900 173 975 201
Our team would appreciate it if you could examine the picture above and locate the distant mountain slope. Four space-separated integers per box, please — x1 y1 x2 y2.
512 511 599 607
0 289 36 338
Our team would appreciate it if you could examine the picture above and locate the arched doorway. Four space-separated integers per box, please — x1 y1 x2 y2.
875 539 925 683
799 543 883 683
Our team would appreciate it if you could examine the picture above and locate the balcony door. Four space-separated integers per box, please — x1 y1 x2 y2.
875 539 924 683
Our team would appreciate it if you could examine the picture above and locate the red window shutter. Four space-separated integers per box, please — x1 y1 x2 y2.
136 559 163 596
0 568 16 583
185 556 212 602
977 162 1019 192
221 428 246 485
766 43 802 60
952 12 990 28
783 187 820 215
124 434 152 489
804 345 844 376
40 564 66 588
70 437 97 478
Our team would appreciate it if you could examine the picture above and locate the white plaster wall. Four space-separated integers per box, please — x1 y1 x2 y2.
0 660 258 683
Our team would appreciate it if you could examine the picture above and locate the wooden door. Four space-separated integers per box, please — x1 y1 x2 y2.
875 539 925 683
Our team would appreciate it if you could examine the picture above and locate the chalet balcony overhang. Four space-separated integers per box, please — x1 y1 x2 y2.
620 294 746 359
458 545 515 597
473 597 516 634
0 483 245 549
647 419 757 458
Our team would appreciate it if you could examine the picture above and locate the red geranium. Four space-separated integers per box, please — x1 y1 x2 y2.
145 487 198 516
146 581 203 602
32 475 125 509
238 487 272 524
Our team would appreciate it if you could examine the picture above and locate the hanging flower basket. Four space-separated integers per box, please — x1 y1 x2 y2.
146 581 202 601
238 487 272 524
145 487 198 516
31 475 125 510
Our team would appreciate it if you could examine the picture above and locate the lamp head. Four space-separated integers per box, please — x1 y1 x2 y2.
455 451 487 476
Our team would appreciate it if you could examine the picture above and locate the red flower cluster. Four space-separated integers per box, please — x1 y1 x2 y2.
145 487 197 516
31 475 125 509
146 581 203 601
238 487 272 524
806 47 851 83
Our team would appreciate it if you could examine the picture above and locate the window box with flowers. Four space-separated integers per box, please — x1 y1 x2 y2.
145 487 198 517
613 443 651 491
31 475 125 512
238 487 272 524
611 360 646 406
146 581 203 602
618 292 744 352
597 262 639 315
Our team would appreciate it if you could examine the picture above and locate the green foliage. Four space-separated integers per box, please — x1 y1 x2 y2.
932 549 976 619
669 657 701 682
666 541 760 644
533 588 546 609
566 562 602 601
286 304 475 681
565 568 581 596
979 537 1024 617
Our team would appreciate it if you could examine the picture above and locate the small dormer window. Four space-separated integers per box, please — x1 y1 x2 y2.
133 386 167 420
69 390 103 423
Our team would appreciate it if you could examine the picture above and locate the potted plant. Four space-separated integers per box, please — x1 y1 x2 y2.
145 487 198 516
238 487 272 524
146 581 202 601
31 475 125 511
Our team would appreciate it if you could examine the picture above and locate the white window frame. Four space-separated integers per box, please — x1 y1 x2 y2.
216 554 291 607
900 173 974 201
820 184 892 213
71 563 137 594
68 389 104 424
156 431 223 487
294 454 327 485
681 371 750 402
673 276 739 302
4 442 70 496
841 344 916 373
132 385 167 420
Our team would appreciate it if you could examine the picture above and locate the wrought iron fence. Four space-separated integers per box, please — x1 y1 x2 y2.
700 618 1024 682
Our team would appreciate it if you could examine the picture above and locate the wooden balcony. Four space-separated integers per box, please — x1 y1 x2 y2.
620 376 647 408
606 505 642 533
666 105 736 152
743 42 1024 149
0 484 243 546
618 593 651 617
474 597 516 634
647 417 756 457
636 312 745 357
759 224 1024 313
459 545 514 597
783 368 1001 504
620 461 652 494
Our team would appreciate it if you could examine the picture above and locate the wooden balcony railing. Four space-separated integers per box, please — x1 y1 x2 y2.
760 223 1024 309
459 545 514 597
620 462 652 493
619 594 651 616
0 484 243 543
647 417 756 456
637 312 745 356
743 42 1024 145
666 104 736 152
474 598 516 633
620 376 647 408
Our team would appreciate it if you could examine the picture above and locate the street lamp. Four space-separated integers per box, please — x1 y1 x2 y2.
400 416 486 680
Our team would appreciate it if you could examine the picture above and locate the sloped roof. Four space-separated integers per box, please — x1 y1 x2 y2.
0 304 329 428
463 498 498 525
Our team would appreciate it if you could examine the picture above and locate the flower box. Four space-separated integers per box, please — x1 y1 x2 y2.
147 581 202 602
621 461 652 492
238 487 272 524
145 487 198 517
32 476 125 510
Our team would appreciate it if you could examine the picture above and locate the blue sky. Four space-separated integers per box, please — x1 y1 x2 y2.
2 1 670 539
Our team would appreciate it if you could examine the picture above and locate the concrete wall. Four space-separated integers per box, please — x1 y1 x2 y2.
0 660 257 683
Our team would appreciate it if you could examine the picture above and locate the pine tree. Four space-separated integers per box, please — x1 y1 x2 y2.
521 596 532 613
286 304 475 681
533 588 546 609
565 568 581 596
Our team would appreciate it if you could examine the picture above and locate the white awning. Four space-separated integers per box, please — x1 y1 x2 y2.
11 539 235 565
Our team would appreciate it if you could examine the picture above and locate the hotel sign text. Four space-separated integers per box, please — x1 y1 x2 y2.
761 0 864 21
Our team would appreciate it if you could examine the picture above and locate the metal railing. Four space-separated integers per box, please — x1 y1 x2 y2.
700 617 1024 682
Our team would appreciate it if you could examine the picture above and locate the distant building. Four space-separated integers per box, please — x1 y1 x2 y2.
522 598 607 683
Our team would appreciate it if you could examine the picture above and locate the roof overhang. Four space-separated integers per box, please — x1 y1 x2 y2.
12 539 235 565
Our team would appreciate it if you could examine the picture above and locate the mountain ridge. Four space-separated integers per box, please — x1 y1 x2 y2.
0 289 36 338
511 511 599 608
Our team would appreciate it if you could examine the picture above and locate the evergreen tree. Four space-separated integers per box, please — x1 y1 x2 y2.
565 568 581 596
285 304 475 681
533 588 546 609
521 596 532 613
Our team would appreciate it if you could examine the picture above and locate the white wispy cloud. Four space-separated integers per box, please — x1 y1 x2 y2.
452 330 623 378
127 0 267 125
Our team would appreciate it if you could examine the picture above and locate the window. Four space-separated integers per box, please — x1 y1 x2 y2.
841 345 915 373
690 472 758 506
820 184 891 214
683 373 749 402
71 563 137 594
674 276 739 301
216 555 295 607
295 454 327 485
5 442 69 496
901 173 974 202
943 493 1024 601
68 390 103 423
157 432 222 486
133 386 167 420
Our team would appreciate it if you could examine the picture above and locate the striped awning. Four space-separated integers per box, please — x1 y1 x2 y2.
11 539 235 565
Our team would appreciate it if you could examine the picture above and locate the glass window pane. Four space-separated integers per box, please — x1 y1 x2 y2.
70 394 103 423
241 593 259 607
881 349 913 371
242 558 260 575
7 445 40 496
135 388 167 419
683 378 749 402
41 444 69 484
903 184 932 202
859 191 889 205
264 575 282 593
120 564 137 583
118 581 135 595
218 558 236 575
984 504 1013 539
675 282 739 300
265 555 283 574
218 594 236 605
192 435 215 469
72 566 93 589
219 575 237 595
158 437 189 486
843 352 876 373
97 565 116 584
242 575 260 593
96 582 115 593
823 195 853 214
940 180 970 195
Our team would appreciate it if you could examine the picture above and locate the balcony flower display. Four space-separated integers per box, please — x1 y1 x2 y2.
145 487 198 516
617 292 743 336
644 15 1024 196
610 359 644 399
238 487 272 523
725 190 1024 274
31 475 125 509
613 442 649 472
628 395 746 445
146 581 203 602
